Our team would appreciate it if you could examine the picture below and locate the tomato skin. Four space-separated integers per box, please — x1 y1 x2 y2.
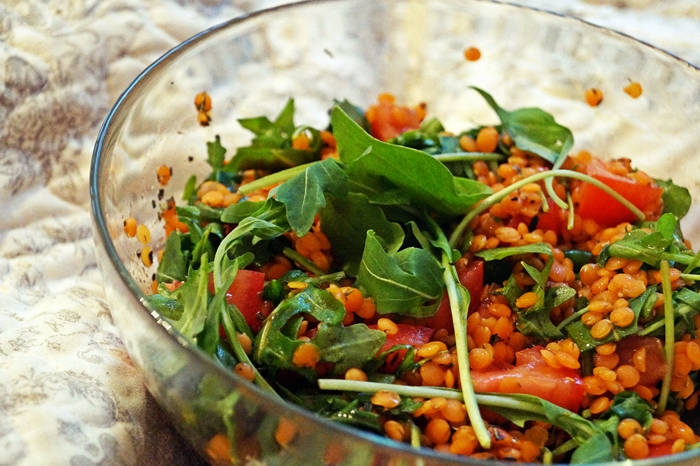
207 270 266 333
575 159 663 227
365 95 425 142
616 336 668 386
647 440 674 458
470 346 584 412
370 323 435 373
533 199 565 234
420 260 485 333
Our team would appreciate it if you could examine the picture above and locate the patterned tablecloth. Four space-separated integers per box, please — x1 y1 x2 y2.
0 1 698 465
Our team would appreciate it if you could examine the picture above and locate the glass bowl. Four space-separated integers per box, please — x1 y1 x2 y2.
90 0 700 465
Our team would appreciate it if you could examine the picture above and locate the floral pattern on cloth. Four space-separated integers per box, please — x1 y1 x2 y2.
0 0 697 465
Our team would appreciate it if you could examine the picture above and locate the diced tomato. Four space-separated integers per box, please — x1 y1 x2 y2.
648 440 674 458
365 94 425 141
574 158 663 227
615 336 668 386
470 346 584 412
370 323 435 373
420 259 484 333
534 198 566 234
208 270 266 333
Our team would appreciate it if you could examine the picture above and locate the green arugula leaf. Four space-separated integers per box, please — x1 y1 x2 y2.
355 231 444 316
331 106 492 217
312 323 386 375
275 157 348 235
319 192 405 276
656 178 692 220
167 256 211 340
227 99 321 172
332 99 370 133
156 231 188 283
605 213 693 267
475 243 552 261
254 286 345 380
207 135 227 171
471 87 574 164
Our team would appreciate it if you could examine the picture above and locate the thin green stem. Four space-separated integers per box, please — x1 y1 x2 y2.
220 306 279 396
236 162 314 196
556 305 590 331
282 247 326 276
656 260 675 416
448 169 646 250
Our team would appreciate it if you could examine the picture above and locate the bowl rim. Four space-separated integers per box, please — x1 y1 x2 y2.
89 1 700 465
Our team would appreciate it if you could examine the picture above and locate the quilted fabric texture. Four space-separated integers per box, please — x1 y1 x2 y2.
0 1 697 465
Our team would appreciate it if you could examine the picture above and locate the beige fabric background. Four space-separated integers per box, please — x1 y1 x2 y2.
0 0 698 465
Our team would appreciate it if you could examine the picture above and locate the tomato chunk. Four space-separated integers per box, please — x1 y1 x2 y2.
574 159 662 227
616 336 668 386
365 93 425 142
470 346 584 412
370 323 435 373
420 259 484 333
207 270 266 333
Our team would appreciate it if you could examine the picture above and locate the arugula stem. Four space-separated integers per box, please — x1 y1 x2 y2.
283 246 326 276
432 152 505 163
220 306 279 397
551 439 578 457
448 169 646 250
682 249 700 274
543 135 573 211
556 305 590 331
680 274 700 281
236 162 315 196
441 254 491 449
656 260 675 416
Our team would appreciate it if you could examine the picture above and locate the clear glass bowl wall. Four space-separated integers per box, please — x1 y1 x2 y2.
90 0 700 464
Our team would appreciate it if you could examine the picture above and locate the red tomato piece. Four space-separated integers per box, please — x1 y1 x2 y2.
365 94 425 141
574 159 662 227
208 270 266 333
370 323 435 373
647 440 674 458
420 260 485 333
534 198 566 235
470 346 584 412
615 336 668 386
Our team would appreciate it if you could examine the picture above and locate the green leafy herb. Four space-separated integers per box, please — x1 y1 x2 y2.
275 157 348 236
471 86 574 165
656 178 692 219
332 106 492 217
355 231 444 317
319 192 405 276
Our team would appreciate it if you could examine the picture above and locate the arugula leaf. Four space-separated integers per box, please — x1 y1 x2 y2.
605 213 693 267
319 192 405 276
275 157 348 235
332 99 370 132
512 256 572 340
471 87 574 164
331 106 492 217
656 178 692 220
312 323 386 375
227 99 321 172
355 231 444 316
166 256 211 340
207 136 227 171
156 231 188 283
475 243 552 261
254 286 345 380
